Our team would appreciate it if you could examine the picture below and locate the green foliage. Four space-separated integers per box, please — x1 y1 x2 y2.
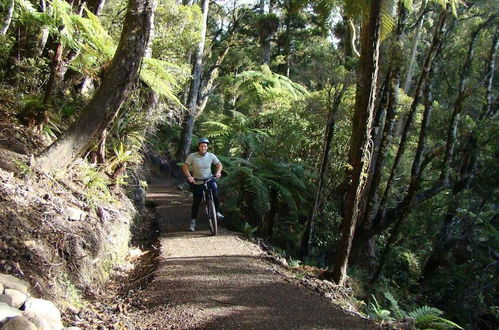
242 222 258 238
140 58 188 106
232 65 308 112
77 163 112 206
368 294 394 322
408 306 464 329
368 292 464 329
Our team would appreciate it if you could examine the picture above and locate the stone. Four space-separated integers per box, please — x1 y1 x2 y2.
1 315 38 330
25 315 63 330
0 302 22 323
65 327 82 330
0 274 30 294
23 298 62 329
0 289 28 308
67 207 87 221
0 282 3 294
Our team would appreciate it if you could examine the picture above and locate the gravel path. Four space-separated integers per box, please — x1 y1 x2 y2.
129 177 378 329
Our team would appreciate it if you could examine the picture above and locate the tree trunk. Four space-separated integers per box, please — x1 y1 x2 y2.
420 30 498 284
331 0 382 285
36 0 154 172
0 0 14 36
403 0 427 94
353 3 408 264
43 41 64 104
482 34 498 118
377 9 448 215
440 16 496 182
371 71 435 284
300 83 348 258
344 16 359 58
87 0 107 15
178 0 210 161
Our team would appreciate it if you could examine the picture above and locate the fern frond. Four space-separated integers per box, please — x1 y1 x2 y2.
140 57 188 106
414 315 464 330
383 291 406 319
408 306 443 319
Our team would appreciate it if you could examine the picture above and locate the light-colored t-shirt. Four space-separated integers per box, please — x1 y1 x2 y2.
185 152 220 183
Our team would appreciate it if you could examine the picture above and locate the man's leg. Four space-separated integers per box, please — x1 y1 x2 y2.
190 184 203 230
208 181 223 219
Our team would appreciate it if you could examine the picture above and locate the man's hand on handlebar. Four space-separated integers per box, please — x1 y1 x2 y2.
215 172 222 179
187 176 196 184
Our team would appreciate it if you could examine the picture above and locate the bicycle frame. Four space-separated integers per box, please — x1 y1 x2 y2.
194 177 218 235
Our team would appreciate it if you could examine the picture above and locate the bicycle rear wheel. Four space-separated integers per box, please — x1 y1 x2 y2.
206 196 218 236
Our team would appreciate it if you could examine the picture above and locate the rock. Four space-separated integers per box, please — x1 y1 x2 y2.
25 315 63 330
66 207 87 221
0 302 22 323
0 289 28 308
0 274 30 294
23 298 62 329
65 327 82 330
0 282 3 294
1 315 38 330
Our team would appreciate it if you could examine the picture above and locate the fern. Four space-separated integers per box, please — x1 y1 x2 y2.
408 306 463 330
140 57 187 106
368 294 394 322
383 291 406 319
408 305 444 319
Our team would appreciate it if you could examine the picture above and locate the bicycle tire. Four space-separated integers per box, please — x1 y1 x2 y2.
207 194 218 236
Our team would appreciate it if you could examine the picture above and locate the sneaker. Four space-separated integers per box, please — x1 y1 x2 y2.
216 212 224 220
189 219 196 231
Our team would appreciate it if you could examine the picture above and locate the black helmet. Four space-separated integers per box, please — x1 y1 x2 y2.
198 137 210 145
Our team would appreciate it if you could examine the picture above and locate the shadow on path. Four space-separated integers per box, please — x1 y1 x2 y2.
129 177 378 329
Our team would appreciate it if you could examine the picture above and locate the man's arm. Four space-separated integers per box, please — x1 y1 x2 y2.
215 162 223 179
182 163 195 183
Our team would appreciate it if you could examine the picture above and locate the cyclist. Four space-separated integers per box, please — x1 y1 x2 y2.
182 138 224 231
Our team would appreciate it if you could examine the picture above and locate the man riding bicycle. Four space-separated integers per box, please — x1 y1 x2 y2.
182 138 223 231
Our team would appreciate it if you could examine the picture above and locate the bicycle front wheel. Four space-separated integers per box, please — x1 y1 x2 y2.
207 197 218 236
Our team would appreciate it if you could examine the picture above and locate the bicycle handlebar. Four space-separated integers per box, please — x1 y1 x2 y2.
192 176 215 184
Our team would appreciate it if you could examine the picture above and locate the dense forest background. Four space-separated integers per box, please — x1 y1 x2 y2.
0 0 497 329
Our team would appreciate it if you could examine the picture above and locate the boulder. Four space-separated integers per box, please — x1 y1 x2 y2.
0 282 4 294
0 274 30 294
25 315 63 330
0 302 22 324
1 315 38 330
0 289 28 308
23 298 62 329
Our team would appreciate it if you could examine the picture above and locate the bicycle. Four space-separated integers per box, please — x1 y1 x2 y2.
194 177 218 236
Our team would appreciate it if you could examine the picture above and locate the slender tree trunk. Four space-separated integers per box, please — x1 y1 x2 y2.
482 34 498 118
440 16 496 182
178 0 209 161
197 44 232 112
0 0 14 36
371 72 435 284
344 16 360 58
300 83 348 258
403 0 427 94
36 0 154 172
331 0 382 285
43 41 64 104
377 9 448 215
87 0 106 15
420 30 498 283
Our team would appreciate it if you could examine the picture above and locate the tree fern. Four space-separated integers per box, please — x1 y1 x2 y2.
140 57 187 106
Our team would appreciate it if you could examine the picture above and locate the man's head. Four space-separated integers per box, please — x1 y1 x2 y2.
197 138 209 155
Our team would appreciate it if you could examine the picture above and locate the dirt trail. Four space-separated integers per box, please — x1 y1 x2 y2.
129 177 378 329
